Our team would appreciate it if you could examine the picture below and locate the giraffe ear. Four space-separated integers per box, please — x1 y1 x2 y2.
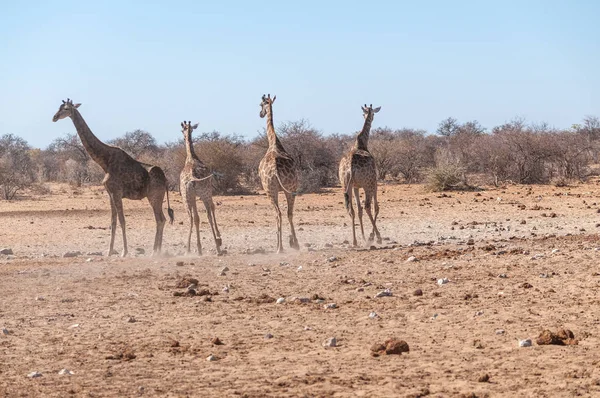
191 123 199 130
271 95 276 103
74 103 82 108
373 106 381 113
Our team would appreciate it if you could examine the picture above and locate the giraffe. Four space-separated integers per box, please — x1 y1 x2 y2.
179 121 222 256
258 94 300 253
52 99 174 257
338 104 382 247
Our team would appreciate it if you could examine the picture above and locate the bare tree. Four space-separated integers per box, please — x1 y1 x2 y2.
0 134 34 199
108 129 158 159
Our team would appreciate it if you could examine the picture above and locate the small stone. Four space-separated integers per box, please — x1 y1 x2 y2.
35 296 45 301
176 261 184 266
520 282 533 289
437 278 449 286
211 337 224 345
413 288 423 296
475 311 484 317
406 256 418 262
384 338 409 355
86 258 93 262
0 248 13 255
374 289 393 298
264 333 274 339
369 311 378 319
327 256 338 263
495 329 505 335
279 262 289 266
206 354 217 361
58 369 74 376
323 337 337 348
551 249 560 254
27 371 42 378
276 297 285 304
324 303 337 309
478 374 490 383
69 324 80 329
222 286 229 293
297 266 303 271
518 339 532 347
127 317 136 323
1 328 9 335
218 271 226 276
498 273 508 278
63 251 82 258
220 266 229 272
135 248 145 255
431 313 438 320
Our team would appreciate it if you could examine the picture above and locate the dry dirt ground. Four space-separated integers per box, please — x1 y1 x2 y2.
3 182 600 397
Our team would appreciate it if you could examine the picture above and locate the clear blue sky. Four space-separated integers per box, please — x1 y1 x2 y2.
1 0 598 148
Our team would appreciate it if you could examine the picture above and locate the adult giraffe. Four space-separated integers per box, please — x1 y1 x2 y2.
52 99 174 257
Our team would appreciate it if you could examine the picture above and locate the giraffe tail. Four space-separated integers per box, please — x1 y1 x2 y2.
165 185 174 225
343 172 353 213
275 171 299 197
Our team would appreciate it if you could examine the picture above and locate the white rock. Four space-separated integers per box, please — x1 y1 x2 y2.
276 297 285 304
327 256 338 263
437 278 449 286
324 303 337 309
518 339 532 347
35 296 45 301
406 256 418 262
495 329 505 335
222 286 229 293
369 311 378 319
58 369 74 375
323 337 337 348
551 249 560 254
297 266 303 271
304 326 312 331
206 354 217 361
27 371 42 378
69 324 80 329
374 289 393 298
498 273 508 278
86 258 93 262
475 311 484 317
248 263 256 267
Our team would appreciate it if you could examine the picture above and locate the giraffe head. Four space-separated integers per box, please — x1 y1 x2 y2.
52 98 81 122
181 121 199 140
361 104 381 120
259 94 276 118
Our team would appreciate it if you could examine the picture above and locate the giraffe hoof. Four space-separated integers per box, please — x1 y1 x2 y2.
215 237 222 246
108 249 119 256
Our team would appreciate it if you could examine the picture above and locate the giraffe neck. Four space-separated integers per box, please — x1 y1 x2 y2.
354 116 373 151
184 133 199 161
69 108 111 171
266 107 285 152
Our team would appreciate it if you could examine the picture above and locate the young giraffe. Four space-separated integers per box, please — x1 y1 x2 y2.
52 99 174 257
179 121 222 255
338 104 382 247
258 94 300 253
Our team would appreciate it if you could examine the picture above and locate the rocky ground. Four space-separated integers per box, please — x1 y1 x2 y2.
2 182 600 397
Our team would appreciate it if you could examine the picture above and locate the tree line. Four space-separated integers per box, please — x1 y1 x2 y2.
1 116 599 200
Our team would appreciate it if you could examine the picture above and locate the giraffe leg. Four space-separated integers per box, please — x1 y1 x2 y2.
210 200 223 249
364 191 382 244
285 192 299 250
112 194 128 257
354 187 366 243
202 198 222 255
181 186 193 254
269 192 283 253
107 194 119 256
192 200 202 256
148 191 166 257
345 186 357 247
373 190 382 244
